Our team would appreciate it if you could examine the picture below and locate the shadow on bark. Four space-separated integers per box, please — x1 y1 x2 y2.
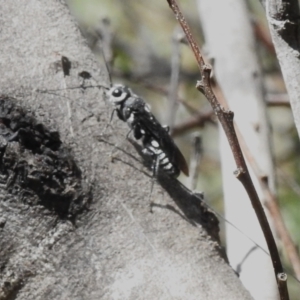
129 140 220 242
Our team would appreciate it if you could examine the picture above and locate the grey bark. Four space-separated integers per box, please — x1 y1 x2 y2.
265 0 300 138
0 1 252 299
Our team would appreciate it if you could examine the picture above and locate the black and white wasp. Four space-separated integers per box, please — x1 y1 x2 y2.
107 84 189 178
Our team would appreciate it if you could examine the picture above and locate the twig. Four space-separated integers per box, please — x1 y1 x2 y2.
266 93 290 107
167 26 183 131
252 17 276 55
172 110 215 137
166 1 289 299
236 126 300 281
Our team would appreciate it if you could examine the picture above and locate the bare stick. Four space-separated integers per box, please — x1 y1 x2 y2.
266 93 290 107
172 111 215 136
167 26 183 131
236 126 300 281
252 17 276 55
166 0 289 299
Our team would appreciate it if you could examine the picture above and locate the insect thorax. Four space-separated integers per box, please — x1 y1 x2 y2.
107 84 186 178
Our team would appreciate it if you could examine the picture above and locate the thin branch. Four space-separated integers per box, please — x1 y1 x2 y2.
172 92 291 136
167 26 183 131
166 1 289 299
266 93 290 107
172 110 215 136
236 126 300 281
253 17 276 55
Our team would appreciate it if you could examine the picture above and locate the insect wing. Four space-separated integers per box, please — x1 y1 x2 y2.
130 100 189 176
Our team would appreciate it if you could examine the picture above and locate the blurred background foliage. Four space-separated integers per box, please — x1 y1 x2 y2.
67 0 299 295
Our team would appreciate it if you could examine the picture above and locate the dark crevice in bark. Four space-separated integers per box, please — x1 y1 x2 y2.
0 95 91 220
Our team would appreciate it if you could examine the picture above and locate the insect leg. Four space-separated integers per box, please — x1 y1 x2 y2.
109 128 133 160
100 108 117 137
126 127 133 139
152 154 160 177
148 155 160 209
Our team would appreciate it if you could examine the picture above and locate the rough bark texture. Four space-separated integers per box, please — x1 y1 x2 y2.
197 0 278 299
265 0 300 138
0 1 253 299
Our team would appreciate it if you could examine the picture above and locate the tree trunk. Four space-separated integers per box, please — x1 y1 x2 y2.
265 0 300 138
0 1 252 299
